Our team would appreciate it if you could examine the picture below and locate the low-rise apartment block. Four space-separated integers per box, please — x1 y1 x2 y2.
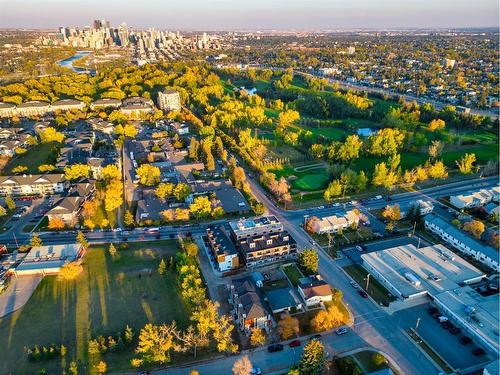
206 226 239 272
450 187 500 210
308 210 359 234
0 174 68 196
237 230 297 267
158 89 181 112
424 214 499 271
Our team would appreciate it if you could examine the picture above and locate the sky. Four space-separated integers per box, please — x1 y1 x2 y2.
0 0 498 30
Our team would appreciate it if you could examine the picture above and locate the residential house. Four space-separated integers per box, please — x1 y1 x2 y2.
0 174 68 196
229 278 272 333
135 189 171 222
174 162 205 184
0 140 24 156
206 225 240 272
90 98 122 110
167 121 189 135
47 196 85 226
400 199 434 218
450 188 499 210
308 210 359 234
297 277 333 307
0 102 16 118
264 287 303 314
51 99 85 112
16 101 51 117
424 214 499 271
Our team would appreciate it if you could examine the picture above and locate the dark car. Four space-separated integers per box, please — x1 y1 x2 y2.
432 312 441 318
358 290 368 298
441 321 451 329
289 339 301 348
267 344 284 353
427 307 439 314
450 327 461 335
472 348 486 356
459 336 472 345
309 334 322 341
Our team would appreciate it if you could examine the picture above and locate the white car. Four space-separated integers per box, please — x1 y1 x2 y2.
335 327 348 335
350 281 359 289
438 316 449 323
113 228 122 232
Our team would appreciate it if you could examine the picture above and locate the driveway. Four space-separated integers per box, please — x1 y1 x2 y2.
0 275 42 317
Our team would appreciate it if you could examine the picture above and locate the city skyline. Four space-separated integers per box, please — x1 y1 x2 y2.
1 0 499 29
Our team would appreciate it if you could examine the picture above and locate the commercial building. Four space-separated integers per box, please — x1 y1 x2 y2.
15 243 85 276
308 210 359 234
424 214 499 271
361 243 485 300
158 89 181 112
206 226 239 272
0 174 68 196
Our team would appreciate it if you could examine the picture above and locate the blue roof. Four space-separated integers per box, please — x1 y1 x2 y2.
425 214 499 264
265 287 301 311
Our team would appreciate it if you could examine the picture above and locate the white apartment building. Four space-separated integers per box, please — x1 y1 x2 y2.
158 89 181 112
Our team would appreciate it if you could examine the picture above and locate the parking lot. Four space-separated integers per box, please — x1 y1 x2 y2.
394 303 491 372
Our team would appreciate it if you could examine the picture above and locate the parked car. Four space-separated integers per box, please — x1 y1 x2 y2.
450 327 461 335
437 316 449 323
358 290 368 298
251 367 262 375
355 245 364 252
472 348 486 356
459 336 472 345
335 327 348 335
267 344 284 353
309 334 322 341
289 339 301 348
432 312 441 318
350 281 359 289
441 321 451 329
427 307 439 314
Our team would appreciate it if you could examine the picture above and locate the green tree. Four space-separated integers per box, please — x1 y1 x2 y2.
298 249 319 274
299 339 326 375
173 183 191 202
323 179 342 202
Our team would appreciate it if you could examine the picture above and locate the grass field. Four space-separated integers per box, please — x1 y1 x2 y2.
271 163 331 191
5 142 60 174
0 240 188 375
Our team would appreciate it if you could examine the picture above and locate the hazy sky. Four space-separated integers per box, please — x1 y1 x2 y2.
0 0 498 29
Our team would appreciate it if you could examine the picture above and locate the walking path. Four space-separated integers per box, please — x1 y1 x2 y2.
0 275 42 318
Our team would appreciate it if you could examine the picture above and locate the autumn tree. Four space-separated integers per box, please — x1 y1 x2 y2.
382 204 401 221
30 234 43 247
124 210 134 227
324 180 342 202
104 179 123 212
368 128 405 157
299 340 326 375
278 313 299 339
0 206 6 217
158 259 167 275
428 118 446 131
232 355 253 375
298 249 319 274
311 305 345 331
76 231 89 248
108 243 117 257
277 109 300 131
38 127 65 143
95 361 107 374
185 242 199 257
372 162 399 190
136 164 161 186
463 220 485 239
135 323 180 364
336 135 363 163
101 164 121 181
5 195 15 211
48 217 65 230
249 328 266 347
456 153 476 174
64 164 90 180
189 196 212 219
428 140 444 160
155 183 175 201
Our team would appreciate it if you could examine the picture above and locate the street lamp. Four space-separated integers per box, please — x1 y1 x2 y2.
415 317 421 332
365 273 371 291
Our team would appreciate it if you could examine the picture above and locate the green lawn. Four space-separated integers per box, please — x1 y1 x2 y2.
282 263 304 287
270 163 331 192
352 350 390 373
343 265 396 306
441 144 499 165
0 240 188 375
5 142 60 174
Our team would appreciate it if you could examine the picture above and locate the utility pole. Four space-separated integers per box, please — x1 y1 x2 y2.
366 273 371 291
415 317 421 331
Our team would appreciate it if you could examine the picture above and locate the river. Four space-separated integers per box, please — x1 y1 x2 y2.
57 51 95 74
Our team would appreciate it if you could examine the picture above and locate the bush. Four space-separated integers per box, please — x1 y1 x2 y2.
25 344 65 362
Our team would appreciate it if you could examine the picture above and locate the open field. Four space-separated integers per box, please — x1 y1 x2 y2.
270 163 331 191
0 240 188 375
5 142 60 174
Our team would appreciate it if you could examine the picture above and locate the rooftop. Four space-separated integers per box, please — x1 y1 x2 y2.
265 287 302 312
229 215 282 235
207 225 238 257
16 243 83 273
361 244 486 298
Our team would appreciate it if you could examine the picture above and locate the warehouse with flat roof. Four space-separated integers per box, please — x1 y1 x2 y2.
360 244 485 300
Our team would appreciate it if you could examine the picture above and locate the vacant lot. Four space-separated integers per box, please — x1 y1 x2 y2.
0 240 188 375
5 142 60 174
